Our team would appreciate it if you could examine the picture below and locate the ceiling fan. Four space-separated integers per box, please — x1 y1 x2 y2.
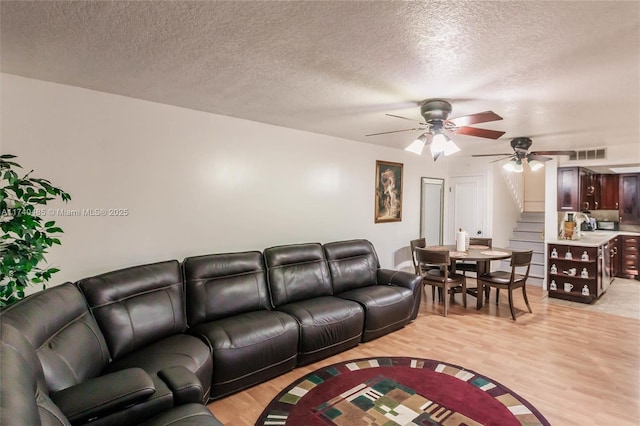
365 99 505 161
472 137 576 172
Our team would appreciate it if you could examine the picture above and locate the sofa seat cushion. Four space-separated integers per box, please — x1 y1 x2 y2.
191 310 298 399
104 334 212 403
337 285 414 342
276 296 364 366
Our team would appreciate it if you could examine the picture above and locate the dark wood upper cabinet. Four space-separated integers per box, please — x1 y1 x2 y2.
557 167 579 211
619 173 640 224
598 174 619 210
557 166 599 211
579 169 599 211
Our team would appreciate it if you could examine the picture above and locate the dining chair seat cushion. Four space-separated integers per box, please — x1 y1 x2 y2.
480 271 525 285
424 269 465 283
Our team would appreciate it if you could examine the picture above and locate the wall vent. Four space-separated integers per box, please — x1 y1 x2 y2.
568 148 606 161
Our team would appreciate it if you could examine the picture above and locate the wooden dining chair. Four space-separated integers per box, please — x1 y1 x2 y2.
477 249 533 321
456 237 493 276
410 238 437 302
415 247 466 317
409 238 426 275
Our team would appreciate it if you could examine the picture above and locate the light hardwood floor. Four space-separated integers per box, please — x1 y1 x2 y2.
208 283 640 425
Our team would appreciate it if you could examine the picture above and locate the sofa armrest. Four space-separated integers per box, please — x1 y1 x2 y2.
158 366 204 405
51 368 155 424
377 269 422 320
377 269 421 291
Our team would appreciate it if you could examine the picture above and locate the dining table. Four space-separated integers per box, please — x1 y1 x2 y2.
428 244 513 309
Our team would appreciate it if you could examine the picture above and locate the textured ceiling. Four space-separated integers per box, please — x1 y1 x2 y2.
1 1 639 157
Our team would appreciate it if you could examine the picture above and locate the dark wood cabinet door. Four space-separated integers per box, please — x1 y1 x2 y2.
580 170 598 211
557 167 579 211
619 174 640 225
610 237 619 278
598 174 619 210
620 235 638 278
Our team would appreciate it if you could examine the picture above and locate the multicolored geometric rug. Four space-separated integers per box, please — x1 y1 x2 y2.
256 357 550 426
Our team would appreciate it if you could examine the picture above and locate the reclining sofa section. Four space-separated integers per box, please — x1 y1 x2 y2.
0 238 421 425
0 283 221 426
182 250 299 399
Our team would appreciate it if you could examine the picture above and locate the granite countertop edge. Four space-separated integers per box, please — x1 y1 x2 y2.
546 231 640 247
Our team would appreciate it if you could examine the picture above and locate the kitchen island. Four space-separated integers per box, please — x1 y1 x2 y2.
546 231 639 303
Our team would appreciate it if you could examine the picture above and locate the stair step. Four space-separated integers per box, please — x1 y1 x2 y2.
512 230 544 241
520 212 545 223
500 251 544 264
515 221 545 232
526 275 544 286
509 240 545 250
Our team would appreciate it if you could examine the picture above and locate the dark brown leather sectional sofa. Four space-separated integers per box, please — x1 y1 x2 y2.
0 239 421 425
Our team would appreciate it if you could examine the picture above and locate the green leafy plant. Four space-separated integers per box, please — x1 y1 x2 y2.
1 154 71 307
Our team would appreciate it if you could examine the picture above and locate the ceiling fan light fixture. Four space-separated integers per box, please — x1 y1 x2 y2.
527 158 545 171
503 159 523 173
429 133 447 160
405 134 427 155
443 139 460 156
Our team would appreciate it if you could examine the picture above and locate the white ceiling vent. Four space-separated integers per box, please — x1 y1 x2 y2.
569 148 606 161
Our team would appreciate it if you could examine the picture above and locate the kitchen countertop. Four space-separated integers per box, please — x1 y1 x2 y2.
547 231 640 247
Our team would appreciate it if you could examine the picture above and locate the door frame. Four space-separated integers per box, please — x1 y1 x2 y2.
420 177 445 245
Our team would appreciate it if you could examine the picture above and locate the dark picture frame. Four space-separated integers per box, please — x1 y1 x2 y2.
375 160 403 223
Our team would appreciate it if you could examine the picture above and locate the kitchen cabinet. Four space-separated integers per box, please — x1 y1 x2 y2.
580 169 599 211
598 174 619 210
557 167 580 211
620 235 639 279
557 167 600 211
547 244 599 303
609 237 619 279
619 174 640 225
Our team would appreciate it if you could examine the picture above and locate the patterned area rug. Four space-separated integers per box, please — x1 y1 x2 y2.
256 357 549 426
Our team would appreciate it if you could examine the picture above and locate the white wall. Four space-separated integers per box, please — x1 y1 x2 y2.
524 165 545 212
1 74 448 284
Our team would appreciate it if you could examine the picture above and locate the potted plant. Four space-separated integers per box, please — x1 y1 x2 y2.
0 154 71 307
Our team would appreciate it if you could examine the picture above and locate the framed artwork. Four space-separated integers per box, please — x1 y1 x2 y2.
375 160 403 223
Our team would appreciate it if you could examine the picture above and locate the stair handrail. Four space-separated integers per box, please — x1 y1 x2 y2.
501 166 524 213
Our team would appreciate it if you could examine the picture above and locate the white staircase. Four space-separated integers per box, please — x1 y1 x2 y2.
499 211 545 286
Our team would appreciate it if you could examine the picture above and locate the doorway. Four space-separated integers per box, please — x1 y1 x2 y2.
420 177 444 245
448 175 486 244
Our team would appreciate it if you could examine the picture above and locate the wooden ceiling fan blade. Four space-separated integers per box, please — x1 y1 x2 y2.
531 150 576 156
489 155 514 163
528 154 553 162
449 111 503 126
365 127 425 136
385 113 425 124
471 153 512 157
456 126 505 139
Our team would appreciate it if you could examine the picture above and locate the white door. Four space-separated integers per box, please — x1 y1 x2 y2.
447 175 486 244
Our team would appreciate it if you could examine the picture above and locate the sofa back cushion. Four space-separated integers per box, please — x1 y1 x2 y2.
77 260 186 360
264 243 333 307
182 251 271 325
1 342 72 426
323 239 380 294
0 283 110 392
